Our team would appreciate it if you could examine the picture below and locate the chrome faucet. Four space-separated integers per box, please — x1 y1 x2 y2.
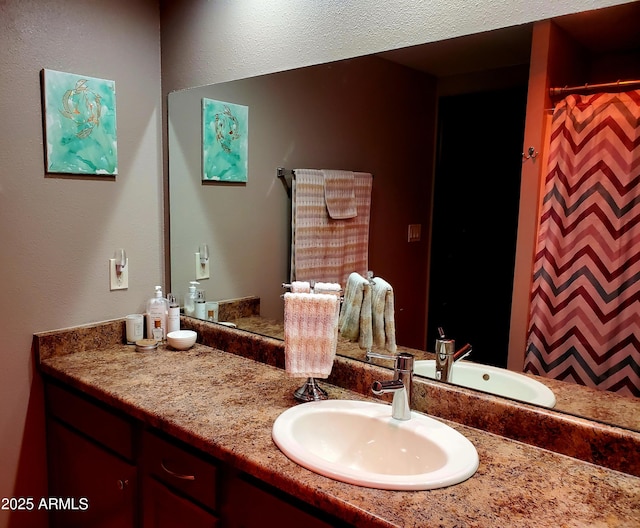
435 337 472 382
369 351 414 420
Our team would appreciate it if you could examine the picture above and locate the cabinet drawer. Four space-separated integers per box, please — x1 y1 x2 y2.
142 430 217 511
142 476 219 528
45 381 134 461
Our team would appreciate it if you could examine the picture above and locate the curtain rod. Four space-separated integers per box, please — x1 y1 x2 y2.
549 79 640 98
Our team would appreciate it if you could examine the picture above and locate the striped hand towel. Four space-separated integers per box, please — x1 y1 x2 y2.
284 292 340 378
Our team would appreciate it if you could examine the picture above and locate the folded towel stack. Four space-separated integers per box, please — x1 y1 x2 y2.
371 277 397 353
284 292 341 378
338 272 373 350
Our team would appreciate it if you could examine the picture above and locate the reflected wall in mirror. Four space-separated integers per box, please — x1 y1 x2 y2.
169 54 437 348
168 3 640 432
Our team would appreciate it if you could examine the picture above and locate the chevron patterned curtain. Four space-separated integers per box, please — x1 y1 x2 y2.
525 90 640 397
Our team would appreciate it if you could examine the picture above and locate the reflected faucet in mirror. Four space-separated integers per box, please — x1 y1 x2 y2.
435 327 473 382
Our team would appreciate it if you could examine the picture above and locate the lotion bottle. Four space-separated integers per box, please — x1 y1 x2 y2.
184 281 199 316
146 285 168 342
194 289 206 319
166 293 180 334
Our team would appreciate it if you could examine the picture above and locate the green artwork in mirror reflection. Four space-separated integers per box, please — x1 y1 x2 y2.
42 69 118 175
202 98 248 182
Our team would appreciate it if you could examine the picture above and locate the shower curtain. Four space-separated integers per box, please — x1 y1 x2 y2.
525 90 640 397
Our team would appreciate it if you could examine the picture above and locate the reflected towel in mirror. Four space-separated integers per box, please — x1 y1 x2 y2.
338 272 373 350
322 169 357 219
291 281 311 293
371 277 397 353
314 282 341 295
291 169 372 286
284 292 340 378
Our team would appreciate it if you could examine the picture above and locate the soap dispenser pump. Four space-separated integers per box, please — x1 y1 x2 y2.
146 285 168 343
184 281 199 316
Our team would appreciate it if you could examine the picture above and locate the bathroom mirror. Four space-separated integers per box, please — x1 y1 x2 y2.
168 4 640 432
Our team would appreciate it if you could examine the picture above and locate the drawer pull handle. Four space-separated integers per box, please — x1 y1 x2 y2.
117 479 129 490
160 460 196 481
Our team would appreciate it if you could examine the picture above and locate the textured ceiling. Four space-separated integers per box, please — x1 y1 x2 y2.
376 2 640 78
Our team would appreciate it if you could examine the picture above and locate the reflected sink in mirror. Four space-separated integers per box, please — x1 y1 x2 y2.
414 360 556 408
272 399 479 490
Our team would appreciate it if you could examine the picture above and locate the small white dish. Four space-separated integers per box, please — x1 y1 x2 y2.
166 330 197 350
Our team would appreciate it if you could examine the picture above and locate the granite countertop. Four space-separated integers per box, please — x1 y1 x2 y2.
37 337 640 528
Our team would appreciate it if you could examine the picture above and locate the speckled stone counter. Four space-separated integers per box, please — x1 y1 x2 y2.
35 320 640 528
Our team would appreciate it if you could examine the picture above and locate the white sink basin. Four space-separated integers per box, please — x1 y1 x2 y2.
272 399 479 490
414 360 556 408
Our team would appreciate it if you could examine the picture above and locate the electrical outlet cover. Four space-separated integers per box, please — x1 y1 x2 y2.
195 252 210 280
109 258 129 290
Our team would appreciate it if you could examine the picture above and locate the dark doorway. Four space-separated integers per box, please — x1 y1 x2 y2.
427 86 527 367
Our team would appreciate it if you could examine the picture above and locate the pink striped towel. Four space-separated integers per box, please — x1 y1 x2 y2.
323 169 357 219
284 292 340 378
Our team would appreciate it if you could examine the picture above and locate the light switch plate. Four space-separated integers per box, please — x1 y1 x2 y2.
195 252 210 280
109 258 129 290
408 224 422 242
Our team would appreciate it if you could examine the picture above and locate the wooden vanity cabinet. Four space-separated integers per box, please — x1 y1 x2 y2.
43 379 350 527
45 382 138 528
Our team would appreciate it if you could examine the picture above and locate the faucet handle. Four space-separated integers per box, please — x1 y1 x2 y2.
454 343 472 361
365 350 396 362
366 350 414 371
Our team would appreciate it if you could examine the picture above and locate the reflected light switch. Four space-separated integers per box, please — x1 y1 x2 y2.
195 252 210 280
408 224 421 242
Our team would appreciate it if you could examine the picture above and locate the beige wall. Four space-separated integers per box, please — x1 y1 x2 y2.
0 0 162 526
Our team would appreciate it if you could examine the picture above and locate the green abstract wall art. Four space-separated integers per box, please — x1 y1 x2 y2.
42 69 118 175
202 98 248 182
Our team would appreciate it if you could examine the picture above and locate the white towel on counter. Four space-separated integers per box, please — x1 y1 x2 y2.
284 292 340 378
338 272 372 350
371 276 397 353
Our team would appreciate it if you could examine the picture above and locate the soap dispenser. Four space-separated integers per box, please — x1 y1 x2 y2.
184 281 199 316
146 285 168 343
166 293 180 334
194 289 206 319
